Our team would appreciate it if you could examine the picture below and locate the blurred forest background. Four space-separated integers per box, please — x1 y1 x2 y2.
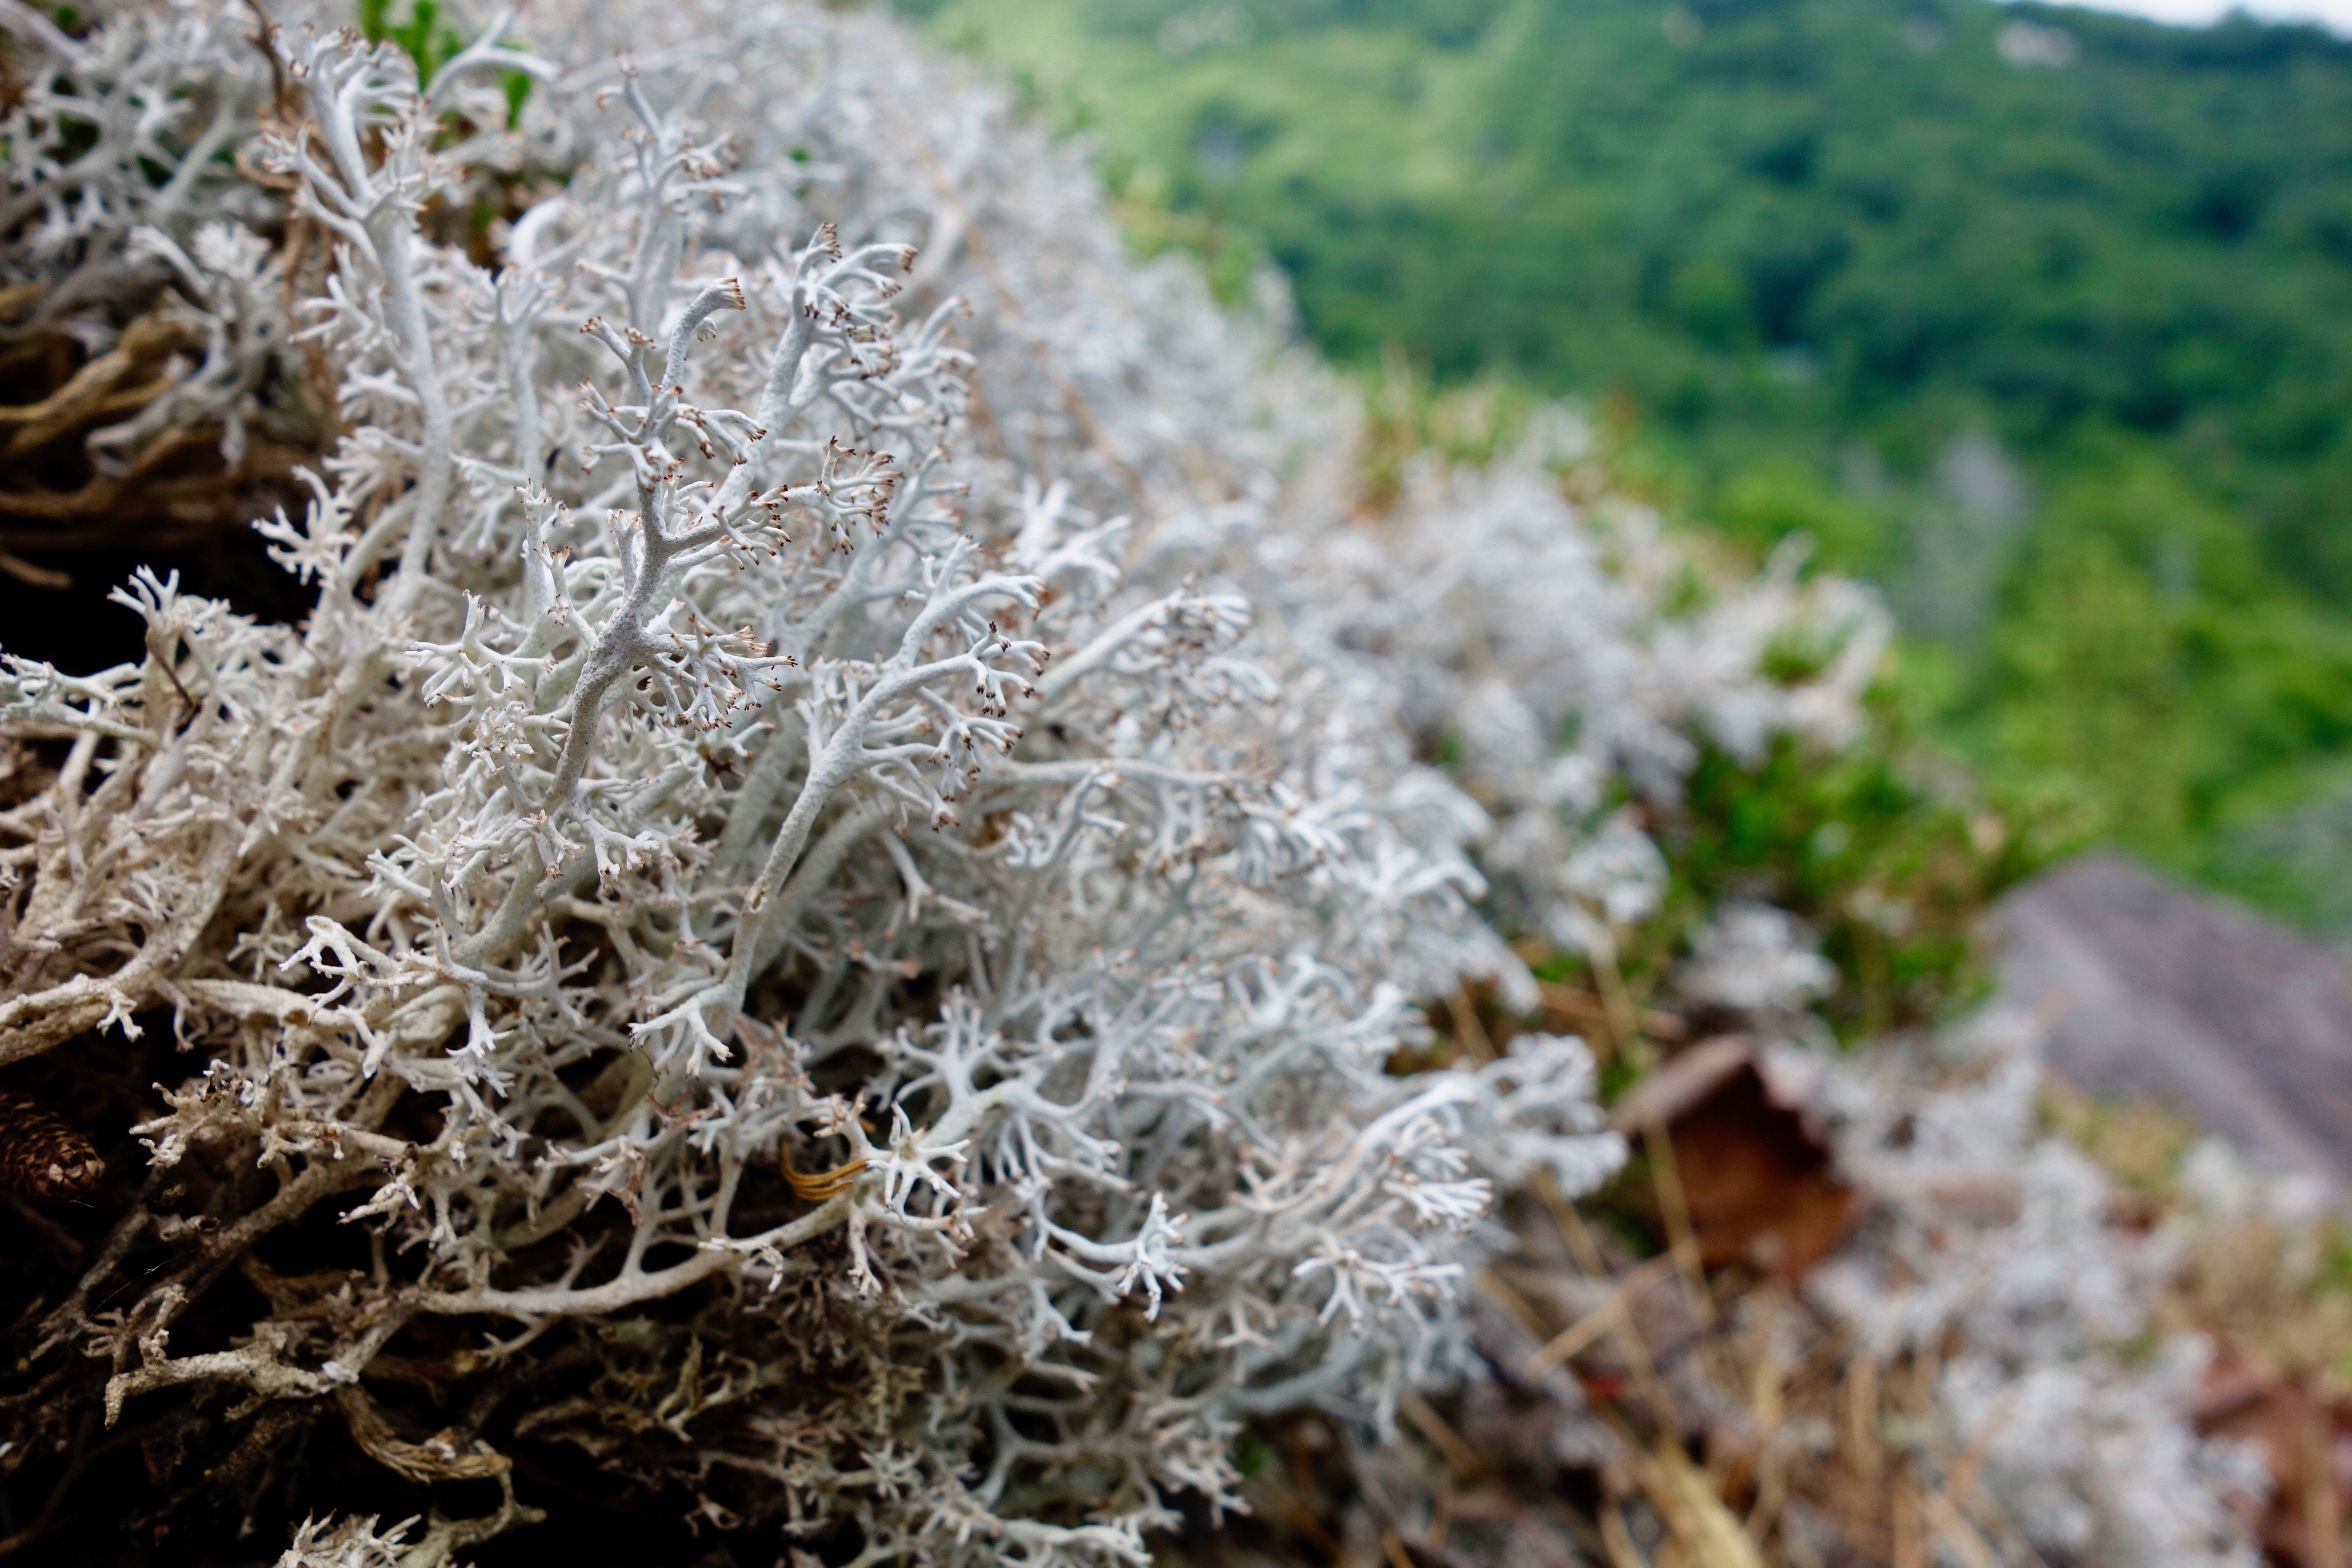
898 0 2352 935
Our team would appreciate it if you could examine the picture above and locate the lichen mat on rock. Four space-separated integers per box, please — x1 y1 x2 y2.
0 3 1635 1559
0 3 2259 1565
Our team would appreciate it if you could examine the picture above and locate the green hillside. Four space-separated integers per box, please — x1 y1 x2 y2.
907 0 2352 928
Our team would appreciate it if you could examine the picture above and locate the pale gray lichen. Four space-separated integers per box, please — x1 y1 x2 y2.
0 6 2263 1566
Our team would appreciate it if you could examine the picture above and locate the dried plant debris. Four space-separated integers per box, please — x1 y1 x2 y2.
1608 1035 1856 1280
1176 1015 2284 1568
0 4 323 581
0 1087 100 1196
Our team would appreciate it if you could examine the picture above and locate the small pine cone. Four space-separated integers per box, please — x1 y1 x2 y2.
0 1090 103 1198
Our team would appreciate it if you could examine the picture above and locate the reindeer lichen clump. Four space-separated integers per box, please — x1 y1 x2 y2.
0 6 1619 1558
0 6 2268 1567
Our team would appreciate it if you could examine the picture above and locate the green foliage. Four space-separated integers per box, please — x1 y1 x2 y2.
1505 663 2067 1047
1713 458 1897 579
1652 705 2065 1041
910 0 2352 927
359 0 463 77
1355 346 1542 506
1961 449 2352 865
502 62 534 129
920 0 2352 557
359 0 536 129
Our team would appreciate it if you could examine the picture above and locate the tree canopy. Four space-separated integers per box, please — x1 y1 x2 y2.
915 0 2352 925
